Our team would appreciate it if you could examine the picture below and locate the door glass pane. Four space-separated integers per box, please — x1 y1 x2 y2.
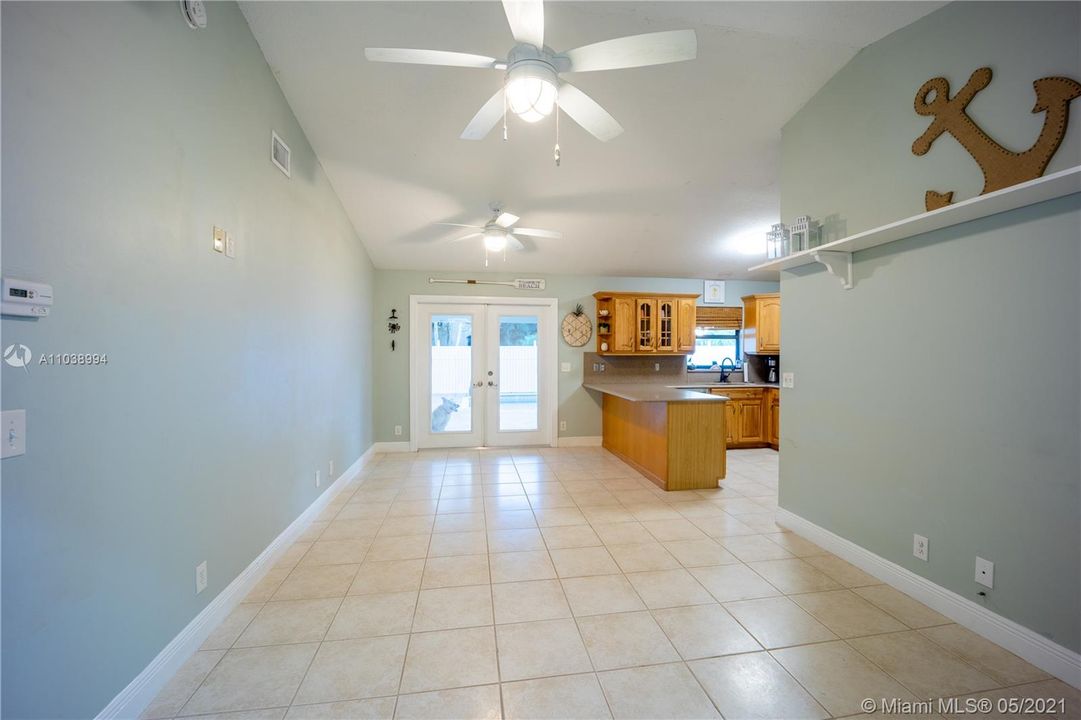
498 315 539 431
430 315 472 433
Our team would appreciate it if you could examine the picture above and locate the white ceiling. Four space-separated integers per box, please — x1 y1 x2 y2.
240 1 942 280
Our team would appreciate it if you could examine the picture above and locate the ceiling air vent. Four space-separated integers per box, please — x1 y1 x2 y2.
271 131 291 178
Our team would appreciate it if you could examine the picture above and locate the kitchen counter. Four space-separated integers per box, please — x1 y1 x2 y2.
674 382 779 390
584 382 726 491
583 382 726 403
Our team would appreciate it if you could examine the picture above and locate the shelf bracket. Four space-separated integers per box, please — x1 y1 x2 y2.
812 251 853 290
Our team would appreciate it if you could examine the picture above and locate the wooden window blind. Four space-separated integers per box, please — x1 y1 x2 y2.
695 306 742 329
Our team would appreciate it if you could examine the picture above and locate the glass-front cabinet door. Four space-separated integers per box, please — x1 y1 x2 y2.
656 299 675 352
637 298 657 352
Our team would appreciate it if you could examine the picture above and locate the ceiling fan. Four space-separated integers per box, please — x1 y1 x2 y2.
439 205 562 265
364 0 697 144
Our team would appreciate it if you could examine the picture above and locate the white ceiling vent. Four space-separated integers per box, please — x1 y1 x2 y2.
271 131 291 178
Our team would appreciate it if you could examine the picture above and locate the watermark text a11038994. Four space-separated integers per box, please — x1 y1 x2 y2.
4 344 109 372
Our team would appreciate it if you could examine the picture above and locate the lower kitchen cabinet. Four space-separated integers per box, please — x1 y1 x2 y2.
712 387 778 450
766 388 780 450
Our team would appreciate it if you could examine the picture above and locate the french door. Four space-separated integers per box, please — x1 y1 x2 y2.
413 300 554 449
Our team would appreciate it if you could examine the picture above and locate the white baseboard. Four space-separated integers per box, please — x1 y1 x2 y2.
776 508 1081 689
371 441 412 453
96 447 379 719
556 435 602 447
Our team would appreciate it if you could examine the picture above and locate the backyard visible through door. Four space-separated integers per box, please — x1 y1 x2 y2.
416 300 553 448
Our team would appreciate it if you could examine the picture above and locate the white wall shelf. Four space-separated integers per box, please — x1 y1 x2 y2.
750 166 1081 289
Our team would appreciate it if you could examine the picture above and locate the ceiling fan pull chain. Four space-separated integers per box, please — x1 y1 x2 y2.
554 100 561 167
502 91 509 142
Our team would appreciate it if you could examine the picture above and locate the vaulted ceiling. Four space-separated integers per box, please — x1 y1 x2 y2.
240 1 942 279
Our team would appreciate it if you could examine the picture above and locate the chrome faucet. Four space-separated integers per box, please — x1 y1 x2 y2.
718 357 736 383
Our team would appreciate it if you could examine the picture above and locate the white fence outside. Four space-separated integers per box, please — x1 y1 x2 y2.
431 346 538 396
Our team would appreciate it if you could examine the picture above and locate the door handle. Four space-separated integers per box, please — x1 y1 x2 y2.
472 381 484 388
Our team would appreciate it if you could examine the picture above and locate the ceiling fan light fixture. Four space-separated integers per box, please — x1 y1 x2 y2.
483 229 509 251
505 61 558 123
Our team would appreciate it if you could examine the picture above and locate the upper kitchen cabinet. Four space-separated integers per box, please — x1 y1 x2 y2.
594 292 699 355
742 293 781 355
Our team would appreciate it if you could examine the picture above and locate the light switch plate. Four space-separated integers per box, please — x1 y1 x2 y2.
560 362 571 373
782 372 795 388
212 226 226 253
2 409 26 459
224 233 236 258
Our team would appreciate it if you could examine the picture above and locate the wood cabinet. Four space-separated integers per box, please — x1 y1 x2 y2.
766 388 780 449
636 298 657 352
711 386 778 449
676 298 696 352
594 292 698 356
742 293 781 355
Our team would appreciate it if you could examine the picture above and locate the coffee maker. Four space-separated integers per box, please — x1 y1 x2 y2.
766 357 778 384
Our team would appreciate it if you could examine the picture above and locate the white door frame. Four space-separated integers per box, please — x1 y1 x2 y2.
409 294 559 451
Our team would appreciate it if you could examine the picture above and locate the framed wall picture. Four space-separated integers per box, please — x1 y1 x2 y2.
702 280 726 305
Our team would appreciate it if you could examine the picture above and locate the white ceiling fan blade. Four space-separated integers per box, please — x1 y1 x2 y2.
502 0 544 49
436 223 485 229
364 48 498 69
507 235 525 251
450 233 483 242
563 30 697 73
460 88 506 140
557 83 624 142
513 228 562 239
494 212 520 228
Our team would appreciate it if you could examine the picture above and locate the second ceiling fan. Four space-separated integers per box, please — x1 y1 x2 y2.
439 206 562 266
365 0 697 143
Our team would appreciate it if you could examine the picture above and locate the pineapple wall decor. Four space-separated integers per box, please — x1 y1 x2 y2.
561 304 593 347
912 67 1081 211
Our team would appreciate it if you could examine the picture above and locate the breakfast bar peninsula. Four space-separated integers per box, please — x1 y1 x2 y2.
584 383 727 491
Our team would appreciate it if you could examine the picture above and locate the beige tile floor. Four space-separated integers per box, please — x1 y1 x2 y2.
146 448 1079 720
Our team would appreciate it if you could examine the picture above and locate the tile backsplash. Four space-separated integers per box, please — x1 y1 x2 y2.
582 353 747 384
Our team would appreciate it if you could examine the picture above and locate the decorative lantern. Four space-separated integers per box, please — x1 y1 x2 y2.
789 215 821 253
766 223 790 259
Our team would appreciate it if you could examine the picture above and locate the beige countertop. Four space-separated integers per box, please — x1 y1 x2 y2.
583 382 728 403
672 382 779 390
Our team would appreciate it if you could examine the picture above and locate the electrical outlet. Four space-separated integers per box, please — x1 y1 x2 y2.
654 363 660 371
782 372 795 388
224 233 236 258
975 557 994 588
329 460 334 478
315 469 321 488
195 561 208 594
913 534 928 561
394 425 403 436
599 363 605 372
559 420 567 431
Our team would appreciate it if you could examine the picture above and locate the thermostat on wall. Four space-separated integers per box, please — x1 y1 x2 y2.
2 278 53 318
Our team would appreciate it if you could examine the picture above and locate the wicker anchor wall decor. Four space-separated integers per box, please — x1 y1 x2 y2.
561 304 593 347
912 67 1081 211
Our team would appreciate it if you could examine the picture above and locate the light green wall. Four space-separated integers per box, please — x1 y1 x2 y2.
779 2 1081 652
373 270 777 442
781 1 1081 235
1 3 374 717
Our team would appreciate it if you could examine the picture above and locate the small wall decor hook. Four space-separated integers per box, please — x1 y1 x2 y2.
387 308 401 351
